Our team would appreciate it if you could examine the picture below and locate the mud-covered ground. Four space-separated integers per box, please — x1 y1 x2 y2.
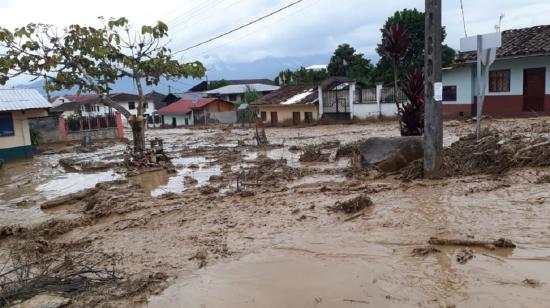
1 118 550 307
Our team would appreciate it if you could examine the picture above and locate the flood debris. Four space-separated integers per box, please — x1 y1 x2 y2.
522 278 542 287
428 237 516 250
411 246 441 256
299 145 330 162
329 194 373 214
456 248 475 264
124 138 174 172
200 185 219 195
0 245 122 306
402 129 550 179
189 249 208 269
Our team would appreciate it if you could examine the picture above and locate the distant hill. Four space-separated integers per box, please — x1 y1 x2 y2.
10 53 333 96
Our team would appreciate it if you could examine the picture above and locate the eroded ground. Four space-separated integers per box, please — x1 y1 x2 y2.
1 118 550 307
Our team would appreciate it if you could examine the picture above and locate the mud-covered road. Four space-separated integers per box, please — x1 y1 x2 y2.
1 118 550 307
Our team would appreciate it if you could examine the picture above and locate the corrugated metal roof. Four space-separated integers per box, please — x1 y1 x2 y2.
0 89 51 111
203 83 280 95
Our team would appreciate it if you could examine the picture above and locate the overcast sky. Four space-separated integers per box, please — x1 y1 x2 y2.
1 0 550 88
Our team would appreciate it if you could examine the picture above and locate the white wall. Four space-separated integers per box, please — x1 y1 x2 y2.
442 65 474 104
0 109 48 149
353 103 398 119
163 113 194 126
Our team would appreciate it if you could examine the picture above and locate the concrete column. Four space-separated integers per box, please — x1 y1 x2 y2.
116 112 124 140
376 83 383 118
59 117 68 142
318 85 324 119
348 82 355 120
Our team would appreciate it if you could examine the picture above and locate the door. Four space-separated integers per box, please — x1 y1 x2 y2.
270 112 278 126
185 118 189 125
523 68 546 112
292 112 300 125
172 117 177 128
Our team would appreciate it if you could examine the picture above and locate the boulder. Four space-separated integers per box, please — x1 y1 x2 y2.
359 136 423 172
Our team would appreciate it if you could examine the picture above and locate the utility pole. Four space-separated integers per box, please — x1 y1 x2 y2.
423 0 443 177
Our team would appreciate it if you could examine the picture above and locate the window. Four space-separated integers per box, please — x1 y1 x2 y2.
228 94 237 101
260 111 267 121
128 101 136 110
304 112 313 123
0 112 15 137
489 70 511 92
443 86 457 101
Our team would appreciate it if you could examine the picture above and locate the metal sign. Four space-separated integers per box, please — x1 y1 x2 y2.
460 32 502 139
460 32 501 52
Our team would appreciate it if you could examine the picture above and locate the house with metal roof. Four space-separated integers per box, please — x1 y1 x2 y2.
442 24 550 117
203 83 280 103
0 89 50 161
155 98 236 127
188 79 275 92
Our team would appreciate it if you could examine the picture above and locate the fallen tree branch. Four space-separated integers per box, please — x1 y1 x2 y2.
428 237 516 249
514 140 550 160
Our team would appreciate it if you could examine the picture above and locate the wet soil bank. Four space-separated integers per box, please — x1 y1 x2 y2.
1 118 550 307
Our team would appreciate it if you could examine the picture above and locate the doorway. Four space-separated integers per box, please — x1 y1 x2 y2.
270 112 278 126
292 112 300 125
172 117 177 128
523 68 546 112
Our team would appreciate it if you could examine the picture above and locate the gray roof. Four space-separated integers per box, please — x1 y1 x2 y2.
0 89 51 111
203 83 280 95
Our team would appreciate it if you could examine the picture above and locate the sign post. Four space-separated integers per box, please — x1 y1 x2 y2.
423 0 443 178
460 32 501 139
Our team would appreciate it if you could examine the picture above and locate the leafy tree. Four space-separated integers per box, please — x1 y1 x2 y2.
0 17 205 152
327 44 374 83
375 8 456 83
208 79 228 90
242 85 261 104
275 67 328 86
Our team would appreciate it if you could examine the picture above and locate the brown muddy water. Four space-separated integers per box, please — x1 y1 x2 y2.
2 120 550 307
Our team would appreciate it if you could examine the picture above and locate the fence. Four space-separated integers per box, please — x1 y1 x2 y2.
29 113 124 144
66 114 117 132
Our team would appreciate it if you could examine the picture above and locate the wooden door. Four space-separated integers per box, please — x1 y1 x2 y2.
292 112 300 125
172 117 177 128
270 112 278 126
523 68 546 112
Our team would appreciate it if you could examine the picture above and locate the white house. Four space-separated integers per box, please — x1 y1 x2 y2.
51 93 155 125
442 25 550 117
0 89 50 161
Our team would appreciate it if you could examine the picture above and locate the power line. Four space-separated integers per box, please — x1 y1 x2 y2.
184 0 320 61
172 0 305 55
460 0 468 37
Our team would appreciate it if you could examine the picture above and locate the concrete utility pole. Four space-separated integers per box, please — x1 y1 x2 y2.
423 0 443 177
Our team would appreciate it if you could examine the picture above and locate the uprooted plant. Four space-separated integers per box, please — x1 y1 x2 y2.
0 245 122 306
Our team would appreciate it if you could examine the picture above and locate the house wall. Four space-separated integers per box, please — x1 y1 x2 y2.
442 55 550 116
162 114 194 126
256 104 318 125
115 100 156 126
205 100 236 113
209 111 237 124
0 109 48 160
353 103 398 119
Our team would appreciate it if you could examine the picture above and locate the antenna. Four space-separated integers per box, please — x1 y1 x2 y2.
495 13 505 32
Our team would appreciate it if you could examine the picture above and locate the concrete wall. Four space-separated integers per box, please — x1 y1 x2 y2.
28 116 61 143
487 55 550 96
443 65 474 104
256 104 318 125
209 111 237 124
66 128 118 141
353 103 398 119
0 109 47 150
163 114 194 126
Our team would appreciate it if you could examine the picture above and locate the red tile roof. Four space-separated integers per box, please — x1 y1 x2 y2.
156 98 221 115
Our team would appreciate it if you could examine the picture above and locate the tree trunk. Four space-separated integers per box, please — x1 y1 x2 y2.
129 116 146 153
393 67 403 134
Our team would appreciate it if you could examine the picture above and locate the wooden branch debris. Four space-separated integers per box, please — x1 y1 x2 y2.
428 237 516 249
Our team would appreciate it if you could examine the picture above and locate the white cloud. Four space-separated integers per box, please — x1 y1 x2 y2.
1 0 549 70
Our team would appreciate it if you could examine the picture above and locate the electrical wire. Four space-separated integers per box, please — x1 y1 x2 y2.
460 0 468 37
172 0 304 55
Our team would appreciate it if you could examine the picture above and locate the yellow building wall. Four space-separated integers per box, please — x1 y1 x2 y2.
256 104 318 125
0 109 48 149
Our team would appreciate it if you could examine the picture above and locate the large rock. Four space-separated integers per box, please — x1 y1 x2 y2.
359 136 423 172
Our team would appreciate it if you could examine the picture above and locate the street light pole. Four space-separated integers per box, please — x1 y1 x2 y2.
423 0 443 178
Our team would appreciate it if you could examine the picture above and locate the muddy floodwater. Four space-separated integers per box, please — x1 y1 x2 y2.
1 119 550 307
